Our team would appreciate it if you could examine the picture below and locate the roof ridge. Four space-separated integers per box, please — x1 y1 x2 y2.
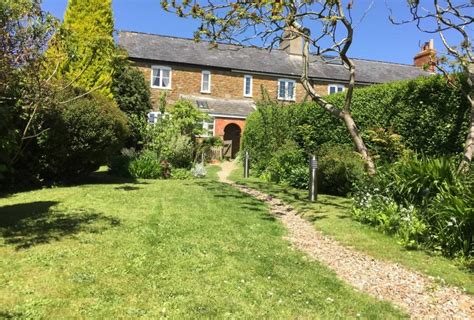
119 30 281 53
119 30 420 67
350 56 416 67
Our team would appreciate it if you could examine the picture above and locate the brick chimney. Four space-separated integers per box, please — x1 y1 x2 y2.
414 39 436 72
280 27 303 56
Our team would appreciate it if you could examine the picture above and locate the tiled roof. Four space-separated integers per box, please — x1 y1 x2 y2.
118 31 431 84
180 95 255 118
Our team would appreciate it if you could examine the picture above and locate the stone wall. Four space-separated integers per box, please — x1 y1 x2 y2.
133 61 336 109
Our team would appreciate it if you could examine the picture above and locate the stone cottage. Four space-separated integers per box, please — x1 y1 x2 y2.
118 31 432 157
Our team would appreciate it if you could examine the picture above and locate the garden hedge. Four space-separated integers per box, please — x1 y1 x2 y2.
243 74 470 171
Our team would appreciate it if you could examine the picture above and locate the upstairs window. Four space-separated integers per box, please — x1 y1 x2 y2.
278 79 296 101
151 66 171 89
201 70 211 93
328 84 345 95
243 75 253 97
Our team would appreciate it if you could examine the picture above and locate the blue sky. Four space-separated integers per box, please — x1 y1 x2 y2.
41 0 441 65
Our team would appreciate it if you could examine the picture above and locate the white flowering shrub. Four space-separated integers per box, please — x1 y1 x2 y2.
351 156 473 264
191 163 207 178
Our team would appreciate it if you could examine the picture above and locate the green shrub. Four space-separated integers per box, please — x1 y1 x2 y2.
352 155 473 260
317 144 366 196
169 99 210 136
324 75 469 158
242 102 291 174
128 150 163 179
0 0 58 188
112 64 152 149
108 148 138 178
262 141 308 189
365 127 407 163
171 168 193 180
112 64 152 117
201 136 223 147
243 75 470 171
428 173 474 258
160 134 194 169
35 91 129 180
136 99 207 169
378 156 458 207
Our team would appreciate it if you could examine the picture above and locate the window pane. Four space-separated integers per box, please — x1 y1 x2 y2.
245 77 251 95
161 77 170 88
148 112 156 124
152 69 161 87
153 76 161 87
279 81 286 98
202 73 210 91
287 81 294 99
161 69 170 87
329 86 336 94
337 86 344 92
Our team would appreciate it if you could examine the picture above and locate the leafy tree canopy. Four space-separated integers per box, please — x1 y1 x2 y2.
112 62 152 117
46 0 119 97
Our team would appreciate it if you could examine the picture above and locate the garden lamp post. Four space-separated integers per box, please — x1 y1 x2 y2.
309 155 318 202
244 151 250 178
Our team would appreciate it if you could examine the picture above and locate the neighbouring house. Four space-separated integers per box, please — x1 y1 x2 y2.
118 30 432 158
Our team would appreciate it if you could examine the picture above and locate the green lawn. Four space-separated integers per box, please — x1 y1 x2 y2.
0 168 405 319
229 166 474 295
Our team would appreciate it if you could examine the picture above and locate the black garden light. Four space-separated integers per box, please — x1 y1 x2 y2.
309 155 318 202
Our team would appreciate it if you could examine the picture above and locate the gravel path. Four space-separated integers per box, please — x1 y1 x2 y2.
217 161 474 319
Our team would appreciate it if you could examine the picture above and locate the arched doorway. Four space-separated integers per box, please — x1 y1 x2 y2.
223 123 241 158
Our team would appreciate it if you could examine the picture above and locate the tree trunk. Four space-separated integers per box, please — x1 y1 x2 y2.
295 23 376 175
458 64 474 174
341 111 376 175
458 94 474 173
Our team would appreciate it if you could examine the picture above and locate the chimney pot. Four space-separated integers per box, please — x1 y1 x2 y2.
414 39 436 73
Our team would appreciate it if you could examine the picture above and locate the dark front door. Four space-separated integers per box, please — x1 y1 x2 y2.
223 123 241 158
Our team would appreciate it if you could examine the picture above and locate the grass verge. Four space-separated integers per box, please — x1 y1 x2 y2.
229 166 474 294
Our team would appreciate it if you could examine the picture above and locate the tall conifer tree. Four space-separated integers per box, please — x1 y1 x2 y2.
47 0 117 97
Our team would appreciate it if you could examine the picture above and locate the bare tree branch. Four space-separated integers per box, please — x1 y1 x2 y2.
160 0 377 173
389 0 473 172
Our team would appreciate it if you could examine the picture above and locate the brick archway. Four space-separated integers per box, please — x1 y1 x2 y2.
214 118 246 158
214 118 245 137
223 123 241 158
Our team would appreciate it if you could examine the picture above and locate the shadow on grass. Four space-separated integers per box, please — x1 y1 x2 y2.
306 214 328 222
195 181 249 200
114 185 142 191
0 310 24 319
67 171 147 186
194 180 275 222
0 201 120 250
1 171 147 199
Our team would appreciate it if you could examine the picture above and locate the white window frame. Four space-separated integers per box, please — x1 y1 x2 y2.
328 84 345 95
201 70 211 93
151 66 172 89
277 79 296 101
147 111 170 124
199 118 215 137
243 75 253 97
